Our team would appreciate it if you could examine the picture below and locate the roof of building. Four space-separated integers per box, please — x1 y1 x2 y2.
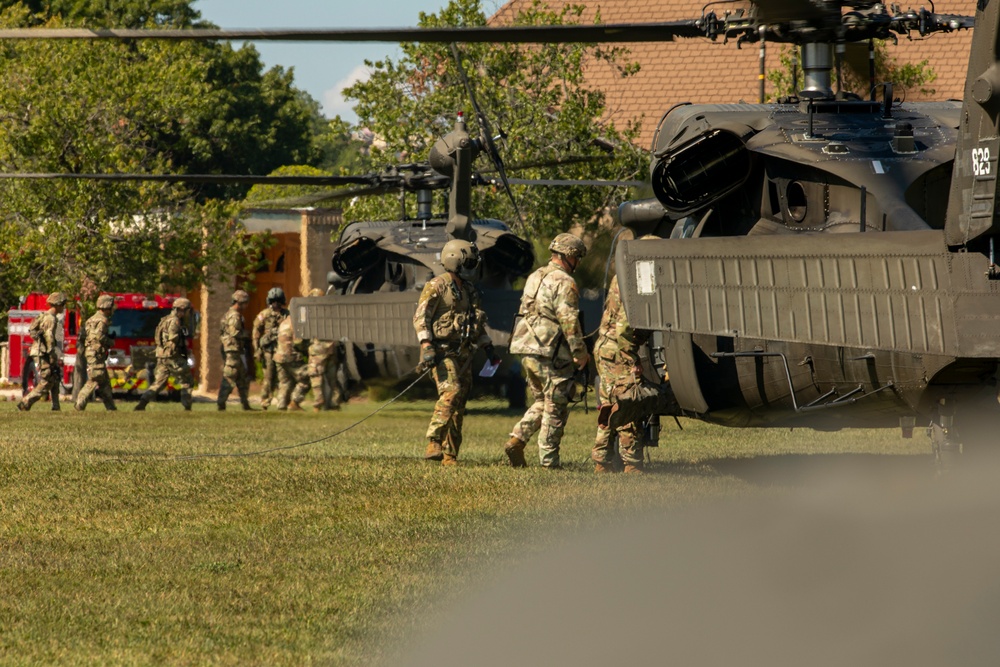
491 0 973 148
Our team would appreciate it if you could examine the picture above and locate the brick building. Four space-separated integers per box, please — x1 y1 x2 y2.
193 208 340 398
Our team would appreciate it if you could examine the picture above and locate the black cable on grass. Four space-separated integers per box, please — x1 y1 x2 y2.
173 367 433 461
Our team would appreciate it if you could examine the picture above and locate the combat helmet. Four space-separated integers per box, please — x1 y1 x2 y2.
266 286 286 305
96 294 115 310
47 291 67 307
232 289 250 304
549 233 587 259
440 239 481 278
173 297 191 310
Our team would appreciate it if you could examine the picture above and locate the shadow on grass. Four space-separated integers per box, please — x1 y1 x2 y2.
677 452 936 487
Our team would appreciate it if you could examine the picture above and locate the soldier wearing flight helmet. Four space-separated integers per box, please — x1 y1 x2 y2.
504 233 590 469
74 294 117 411
135 297 195 411
18 291 68 412
252 286 288 410
413 239 495 466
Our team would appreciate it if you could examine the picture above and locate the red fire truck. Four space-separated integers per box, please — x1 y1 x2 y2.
7 292 196 397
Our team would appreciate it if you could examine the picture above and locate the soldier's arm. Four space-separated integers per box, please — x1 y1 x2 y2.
412 281 442 344
555 280 588 367
470 289 492 348
98 319 113 349
251 312 264 349
44 317 60 361
163 319 183 357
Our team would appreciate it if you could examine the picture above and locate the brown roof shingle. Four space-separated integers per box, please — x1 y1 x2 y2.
491 1 974 147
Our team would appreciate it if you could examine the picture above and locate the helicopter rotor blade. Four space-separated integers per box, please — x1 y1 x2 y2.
450 43 525 233
247 184 399 209
0 22 707 43
499 177 645 188
0 172 379 186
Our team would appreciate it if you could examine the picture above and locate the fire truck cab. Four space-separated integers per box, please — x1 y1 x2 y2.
8 292 196 397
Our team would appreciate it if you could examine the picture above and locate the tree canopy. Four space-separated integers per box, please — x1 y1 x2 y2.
337 0 647 240
0 0 330 308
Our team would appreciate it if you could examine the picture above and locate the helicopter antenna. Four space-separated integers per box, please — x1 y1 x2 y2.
449 43 526 233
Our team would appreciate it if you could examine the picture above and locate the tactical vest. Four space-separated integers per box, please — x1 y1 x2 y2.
429 275 478 345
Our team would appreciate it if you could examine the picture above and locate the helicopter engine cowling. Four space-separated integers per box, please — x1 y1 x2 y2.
331 236 382 280
651 129 752 219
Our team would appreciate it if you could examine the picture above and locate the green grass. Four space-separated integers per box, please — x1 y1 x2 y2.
0 396 930 665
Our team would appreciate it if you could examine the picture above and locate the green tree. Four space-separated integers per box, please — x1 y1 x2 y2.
0 5 276 301
767 41 936 101
340 0 647 239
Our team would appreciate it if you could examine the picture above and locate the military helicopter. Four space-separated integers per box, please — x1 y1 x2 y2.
7 1 999 460
605 1 998 465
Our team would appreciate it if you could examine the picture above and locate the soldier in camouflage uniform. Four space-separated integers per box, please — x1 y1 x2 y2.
273 310 310 410
18 291 68 412
217 289 253 411
413 239 493 466
305 288 346 412
74 294 117 411
592 275 650 473
252 287 288 410
505 233 590 469
134 297 195 411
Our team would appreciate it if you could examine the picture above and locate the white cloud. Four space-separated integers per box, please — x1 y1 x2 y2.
322 64 372 122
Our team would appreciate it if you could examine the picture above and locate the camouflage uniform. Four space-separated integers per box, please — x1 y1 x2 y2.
252 304 288 409
508 260 587 468
413 271 490 460
19 310 62 411
307 339 345 410
273 314 310 409
592 275 650 470
135 307 194 410
74 309 116 411
217 296 252 410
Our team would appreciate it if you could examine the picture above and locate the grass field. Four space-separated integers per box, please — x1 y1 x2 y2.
0 395 931 665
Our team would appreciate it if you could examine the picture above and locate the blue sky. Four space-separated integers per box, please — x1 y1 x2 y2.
193 1 505 123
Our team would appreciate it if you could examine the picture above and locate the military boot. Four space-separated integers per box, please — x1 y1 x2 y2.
287 402 303 412
180 390 193 412
424 440 444 461
442 453 458 466
504 436 527 468
594 461 615 474
134 391 153 411
241 399 254 411
624 463 644 474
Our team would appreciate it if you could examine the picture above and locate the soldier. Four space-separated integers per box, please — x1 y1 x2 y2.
74 294 117 411
504 233 590 469
134 297 195 411
305 288 346 412
413 239 494 466
273 310 310 411
18 291 67 412
591 274 650 473
252 287 288 410
217 289 253 411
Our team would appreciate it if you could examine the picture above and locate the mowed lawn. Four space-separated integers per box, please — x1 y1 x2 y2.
0 395 929 665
